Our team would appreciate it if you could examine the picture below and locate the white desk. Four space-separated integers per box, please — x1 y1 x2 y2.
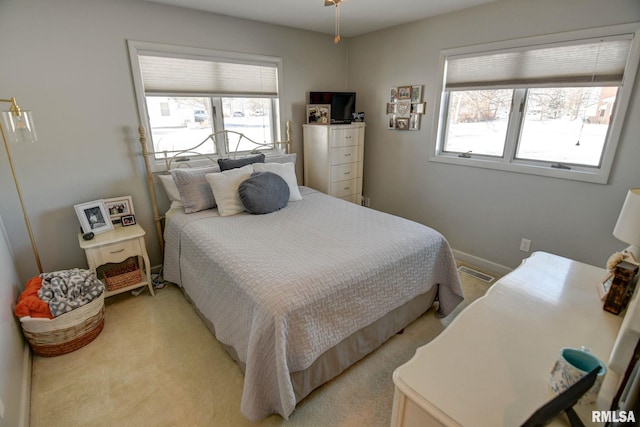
391 252 623 427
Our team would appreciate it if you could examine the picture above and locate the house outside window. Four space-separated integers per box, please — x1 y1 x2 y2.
431 24 640 184
127 41 283 163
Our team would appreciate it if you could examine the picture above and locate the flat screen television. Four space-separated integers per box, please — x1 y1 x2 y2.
309 92 356 124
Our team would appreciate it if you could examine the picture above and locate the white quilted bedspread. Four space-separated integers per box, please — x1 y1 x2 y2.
163 187 462 420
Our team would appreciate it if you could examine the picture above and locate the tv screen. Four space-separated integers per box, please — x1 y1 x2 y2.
310 92 356 124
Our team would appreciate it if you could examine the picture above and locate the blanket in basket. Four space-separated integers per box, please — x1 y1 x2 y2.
38 269 105 317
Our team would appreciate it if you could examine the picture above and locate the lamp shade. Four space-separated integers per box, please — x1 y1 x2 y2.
1 110 37 143
613 188 640 247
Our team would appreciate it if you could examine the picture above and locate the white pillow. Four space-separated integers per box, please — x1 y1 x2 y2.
158 174 182 202
253 162 302 201
205 165 254 216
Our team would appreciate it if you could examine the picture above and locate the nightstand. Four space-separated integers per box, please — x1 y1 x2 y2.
78 224 155 297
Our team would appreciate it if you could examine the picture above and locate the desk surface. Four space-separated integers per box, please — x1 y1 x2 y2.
392 252 622 427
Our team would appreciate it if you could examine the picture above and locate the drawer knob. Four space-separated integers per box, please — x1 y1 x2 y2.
110 248 126 254
345 136 352 139
344 186 351 190
344 171 351 175
344 153 351 157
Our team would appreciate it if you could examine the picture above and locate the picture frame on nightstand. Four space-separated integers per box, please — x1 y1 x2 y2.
104 195 134 224
121 214 136 226
104 196 135 224
74 200 113 235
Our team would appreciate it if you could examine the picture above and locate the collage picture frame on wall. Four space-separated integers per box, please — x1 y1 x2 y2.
387 85 426 130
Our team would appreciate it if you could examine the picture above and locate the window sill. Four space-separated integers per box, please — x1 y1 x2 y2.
429 153 610 184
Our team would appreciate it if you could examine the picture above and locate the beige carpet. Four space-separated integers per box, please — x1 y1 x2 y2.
30 263 497 427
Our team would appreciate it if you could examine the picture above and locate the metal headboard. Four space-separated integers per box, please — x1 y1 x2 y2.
138 120 293 254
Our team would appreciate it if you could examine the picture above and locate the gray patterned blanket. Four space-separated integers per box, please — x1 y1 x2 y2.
38 269 105 317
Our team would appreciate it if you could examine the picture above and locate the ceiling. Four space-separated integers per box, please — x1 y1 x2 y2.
144 0 501 38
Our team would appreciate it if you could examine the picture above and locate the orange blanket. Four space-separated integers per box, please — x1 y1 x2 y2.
15 276 53 319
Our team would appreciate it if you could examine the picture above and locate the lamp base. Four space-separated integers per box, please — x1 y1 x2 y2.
623 246 640 264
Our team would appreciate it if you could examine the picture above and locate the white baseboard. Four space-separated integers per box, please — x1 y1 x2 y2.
19 343 31 427
452 249 512 277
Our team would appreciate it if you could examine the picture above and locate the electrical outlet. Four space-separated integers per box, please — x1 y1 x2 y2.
520 238 532 252
0 397 4 420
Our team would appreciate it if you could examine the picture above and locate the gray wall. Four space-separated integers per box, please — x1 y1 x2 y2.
0 0 348 417
2 0 639 420
0 214 29 427
0 0 349 283
349 0 640 271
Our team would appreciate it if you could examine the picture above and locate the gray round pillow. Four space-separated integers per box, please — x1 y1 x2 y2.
239 171 290 214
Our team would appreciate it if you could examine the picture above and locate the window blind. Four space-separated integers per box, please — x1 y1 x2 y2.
138 54 278 96
445 36 633 90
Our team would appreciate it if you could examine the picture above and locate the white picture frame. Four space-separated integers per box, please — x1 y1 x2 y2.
390 86 398 103
74 200 113 235
411 85 423 103
306 104 331 125
396 100 411 118
103 195 135 224
388 114 397 129
409 114 421 131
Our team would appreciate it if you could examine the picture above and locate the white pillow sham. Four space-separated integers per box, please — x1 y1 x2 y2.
253 162 302 202
205 165 254 217
158 174 182 203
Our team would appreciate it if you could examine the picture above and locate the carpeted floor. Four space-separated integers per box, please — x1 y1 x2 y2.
29 263 497 427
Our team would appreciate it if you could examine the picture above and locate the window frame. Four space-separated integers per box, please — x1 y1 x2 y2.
127 40 285 171
430 23 640 184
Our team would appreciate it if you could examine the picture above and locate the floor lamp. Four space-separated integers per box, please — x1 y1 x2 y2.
0 96 42 274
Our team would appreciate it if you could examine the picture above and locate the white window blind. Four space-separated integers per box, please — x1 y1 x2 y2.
138 55 278 96
445 35 633 90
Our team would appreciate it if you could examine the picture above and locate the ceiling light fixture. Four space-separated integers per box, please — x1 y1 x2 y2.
325 0 344 44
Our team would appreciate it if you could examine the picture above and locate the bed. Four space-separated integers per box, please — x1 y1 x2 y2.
137 122 464 421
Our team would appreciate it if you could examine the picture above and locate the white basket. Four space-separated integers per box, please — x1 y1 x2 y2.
20 293 105 357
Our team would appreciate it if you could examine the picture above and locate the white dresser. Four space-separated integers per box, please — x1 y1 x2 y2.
302 123 365 204
391 252 624 427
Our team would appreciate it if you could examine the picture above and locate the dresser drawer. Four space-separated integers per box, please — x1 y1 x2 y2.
330 127 360 148
331 178 362 198
330 162 361 183
339 193 362 204
91 239 140 266
330 145 361 165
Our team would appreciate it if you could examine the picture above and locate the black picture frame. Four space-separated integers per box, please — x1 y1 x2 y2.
121 214 136 227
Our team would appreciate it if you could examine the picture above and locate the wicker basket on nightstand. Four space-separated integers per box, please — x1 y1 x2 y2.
102 257 142 292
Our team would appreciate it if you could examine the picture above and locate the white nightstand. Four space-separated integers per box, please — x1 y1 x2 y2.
78 224 155 297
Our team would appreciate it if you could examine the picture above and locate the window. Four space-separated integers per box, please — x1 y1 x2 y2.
127 41 283 163
433 24 640 183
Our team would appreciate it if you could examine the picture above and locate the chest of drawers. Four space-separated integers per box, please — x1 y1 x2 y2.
303 123 365 204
